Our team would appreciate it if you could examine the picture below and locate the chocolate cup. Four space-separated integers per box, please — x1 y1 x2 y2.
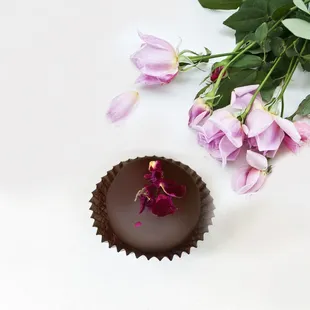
89 156 215 260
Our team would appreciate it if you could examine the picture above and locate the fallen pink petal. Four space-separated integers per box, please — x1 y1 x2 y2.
106 91 139 122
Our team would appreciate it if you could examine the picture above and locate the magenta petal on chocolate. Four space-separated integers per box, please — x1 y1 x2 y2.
160 180 186 198
134 221 142 227
137 184 158 214
144 173 152 180
149 160 162 172
152 194 176 217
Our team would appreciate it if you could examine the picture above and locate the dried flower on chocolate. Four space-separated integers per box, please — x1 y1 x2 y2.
135 160 186 217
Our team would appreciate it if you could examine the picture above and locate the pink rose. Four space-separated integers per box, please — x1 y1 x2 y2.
131 32 179 85
197 109 246 166
232 150 269 195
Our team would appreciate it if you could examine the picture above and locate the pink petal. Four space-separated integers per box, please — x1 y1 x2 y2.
106 91 139 122
230 85 260 110
275 117 301 143
209 109 244 147
232 93 253 110
160 180 186 198
219 135 239 166
284 136 300 153
134 221 142 227
256 122 285 152
238 168 261 194
234 84 259 97
131 44 178 77
188 98 211 127
149 160 162 172
246 109 274 137
200 120 223 143
135 73 177 85
247 172 266 193
231 166 253 194
227 148 241 161
246 150 268 170
138 32 175 51
152 194 176 217
264 149 278 158
295 121 310 142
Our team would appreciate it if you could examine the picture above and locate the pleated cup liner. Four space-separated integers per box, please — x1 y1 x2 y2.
89 156 215 261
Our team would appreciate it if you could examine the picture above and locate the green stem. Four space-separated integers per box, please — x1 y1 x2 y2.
240 56 283 122
281 97 285 118
278 57 299 116
189 52 239 63
287 111 297 121
279 40 308 118
240 39 300 122
212 41 256 94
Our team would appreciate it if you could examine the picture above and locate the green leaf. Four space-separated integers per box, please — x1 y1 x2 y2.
293 0 310 14
271 37 286 56
195 85 210 100
301 58 310 71
249 39 271 54
296 95 310 116
242 0 268 11
215 69 258 109
224 7 268 32
269 0 294 20
235 31 249 43
204 47 212 55
301 50 310 71
255 22 268 42
261 86 276 102
271 55 292 82
230 54 263 68
198 0 243 9
282 18 310 40
296 9 310 22
268 24 285 38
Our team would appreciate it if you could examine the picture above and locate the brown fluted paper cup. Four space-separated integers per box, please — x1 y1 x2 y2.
89 156 215 260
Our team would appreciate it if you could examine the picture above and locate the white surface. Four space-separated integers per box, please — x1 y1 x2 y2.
0 1 310 309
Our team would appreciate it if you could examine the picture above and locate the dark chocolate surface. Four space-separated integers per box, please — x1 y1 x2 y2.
106 157 201 253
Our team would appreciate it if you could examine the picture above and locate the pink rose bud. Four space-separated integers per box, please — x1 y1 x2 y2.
188 98 211 128
232 150 269 195
106 91 139 122
131 32 179 85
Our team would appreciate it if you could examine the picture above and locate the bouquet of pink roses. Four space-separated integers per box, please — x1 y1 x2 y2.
107 0 310 195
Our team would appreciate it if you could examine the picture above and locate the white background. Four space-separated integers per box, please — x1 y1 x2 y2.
0 0 310 309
